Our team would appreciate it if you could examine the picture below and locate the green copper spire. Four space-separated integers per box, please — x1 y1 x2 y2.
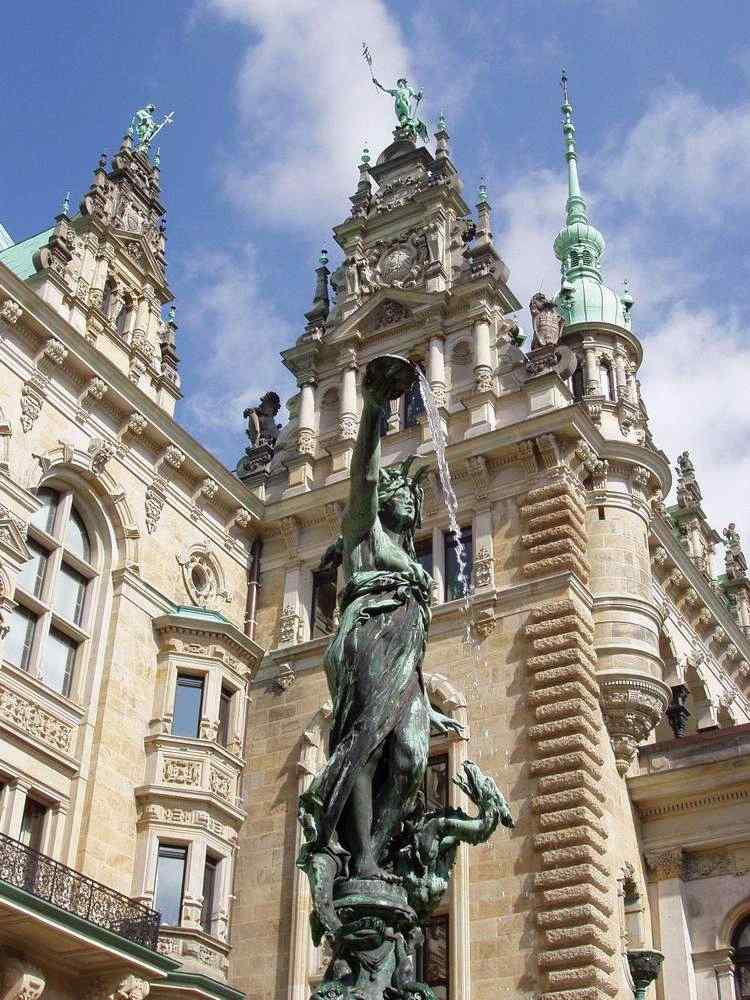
554 70 632 329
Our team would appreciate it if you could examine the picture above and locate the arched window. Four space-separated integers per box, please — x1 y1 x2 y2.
734 917 750 997
4 486 99 698
403 363 426 429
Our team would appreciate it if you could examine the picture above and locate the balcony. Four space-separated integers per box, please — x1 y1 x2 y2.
0 832 176 979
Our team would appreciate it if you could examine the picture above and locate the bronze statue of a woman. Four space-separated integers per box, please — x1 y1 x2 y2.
299 356 461 882
297 355 512 999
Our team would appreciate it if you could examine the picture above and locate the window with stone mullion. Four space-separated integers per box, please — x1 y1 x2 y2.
6 487 96 698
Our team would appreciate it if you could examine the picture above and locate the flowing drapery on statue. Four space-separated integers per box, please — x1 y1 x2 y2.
297 355 513 1000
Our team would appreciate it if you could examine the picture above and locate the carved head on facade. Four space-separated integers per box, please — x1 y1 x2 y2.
259 391 281 416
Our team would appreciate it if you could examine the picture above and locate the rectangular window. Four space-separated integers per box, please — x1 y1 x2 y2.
421 915 449 999
311 567 338 638
403 378 426 429
201 855 219 934
43 628 76 696
443 527 473 603
415 537 434 581
172 674 204 739
54 563 87 625
16 540 48 597
155 844 187 926
423 754 449 810
217 687 233 749
5 606 36 671
19 798 47 852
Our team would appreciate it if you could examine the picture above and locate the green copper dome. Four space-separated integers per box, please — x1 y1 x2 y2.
553 72 633 330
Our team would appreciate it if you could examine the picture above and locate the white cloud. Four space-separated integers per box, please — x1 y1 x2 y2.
178 242 296 460
641 305 750 554
601 86 750 219
203 0 413 232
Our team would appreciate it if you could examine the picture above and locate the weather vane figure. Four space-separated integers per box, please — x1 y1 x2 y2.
362 42 428 143
129 103 175 152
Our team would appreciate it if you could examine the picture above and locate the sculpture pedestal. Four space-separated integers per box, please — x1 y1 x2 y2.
311 877 429 1000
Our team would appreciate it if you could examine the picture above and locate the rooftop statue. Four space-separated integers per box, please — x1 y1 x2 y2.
363 43 428 143
243 391 282 448
297 354 513 1000
724 522 748 580
129 103 175 152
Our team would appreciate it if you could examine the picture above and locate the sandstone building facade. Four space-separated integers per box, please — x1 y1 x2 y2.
1 88 750 1000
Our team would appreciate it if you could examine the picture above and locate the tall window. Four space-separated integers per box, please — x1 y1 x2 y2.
201 854 219 934
217 686 233 749
115 297 133 338
599 362 617 402
172 674 204 739
415 537 434 581
311 566 338 638
571 363 585 400
443 527 473 603
734 917 750 998
4 487 97 698
404 364 426 429
418 752 450 997
19 798 47 852
154 844 187 926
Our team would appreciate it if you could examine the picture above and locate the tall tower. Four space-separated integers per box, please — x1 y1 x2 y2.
1 107 180 415
551 74 671 776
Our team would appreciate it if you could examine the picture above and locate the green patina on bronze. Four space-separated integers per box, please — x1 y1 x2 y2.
297 355 513 1000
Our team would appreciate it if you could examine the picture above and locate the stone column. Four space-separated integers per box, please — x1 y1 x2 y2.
646 850 698 1000
339 353 358 441
472 318 493 392
1 779 29 838
428 335 447 407
88 243 112 309
182 838 207 929
582 340 599 394
132 294 151 340
715 953 737 1000
614 346 629 398
48 803 68 860
297 379 316 456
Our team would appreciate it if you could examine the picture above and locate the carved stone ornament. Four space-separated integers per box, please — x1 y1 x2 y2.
575 441 608 491
275 662 296 691
144 476 167 535
472 546 494 589
42 338 68 366
600 673 670 776
88 437 117 475
0 685 74 753
20 379 46 432
278 605 302 646
126 412 147 436
234 507 252 530
209 767 232 799
472 607 496 639
645 848 684 882
297 428 315 456
0 298 23 325
2 956 46 1000
163 444 185 469
177 545 230 608
163 759 201 786
360 299 411 334
113 976 150 1000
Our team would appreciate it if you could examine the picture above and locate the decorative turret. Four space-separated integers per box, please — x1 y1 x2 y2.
669 451 721 578
554 71 633 330
304 249 330 333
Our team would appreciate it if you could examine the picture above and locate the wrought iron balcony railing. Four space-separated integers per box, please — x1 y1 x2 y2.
0 831 161 950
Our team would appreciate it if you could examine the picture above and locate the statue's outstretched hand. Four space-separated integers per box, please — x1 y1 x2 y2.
429 706 465 739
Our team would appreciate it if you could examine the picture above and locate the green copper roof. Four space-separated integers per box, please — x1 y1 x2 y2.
170 604 231 624
554 72 633 331
0 227 53 280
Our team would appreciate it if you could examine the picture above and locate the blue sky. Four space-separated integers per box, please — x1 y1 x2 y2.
2 0 749 551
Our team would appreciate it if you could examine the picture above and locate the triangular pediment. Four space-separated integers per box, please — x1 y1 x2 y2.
112 229 165 283
329 287 444 344
0 516 31 566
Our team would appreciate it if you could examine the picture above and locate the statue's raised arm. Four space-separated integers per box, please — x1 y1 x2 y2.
371 75 429 143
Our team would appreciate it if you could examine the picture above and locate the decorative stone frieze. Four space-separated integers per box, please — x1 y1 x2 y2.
275 662 296 691
88 437 117 475
163 758 201 786
472 545 494 589
0 298 23 325
209 767 232 800
126 411 148 436
233 507 252 530
526 598 615 996
0 684 75 754
599 673 669 776
278 605 303 646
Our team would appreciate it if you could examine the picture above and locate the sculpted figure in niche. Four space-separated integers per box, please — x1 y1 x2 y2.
243 391 282 448
529 292 564 348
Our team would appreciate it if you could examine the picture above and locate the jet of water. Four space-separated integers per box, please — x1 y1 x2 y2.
417 372 480 659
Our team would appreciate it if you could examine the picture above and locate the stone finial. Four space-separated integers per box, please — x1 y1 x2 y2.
723 522 748 580
304 250 330 331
